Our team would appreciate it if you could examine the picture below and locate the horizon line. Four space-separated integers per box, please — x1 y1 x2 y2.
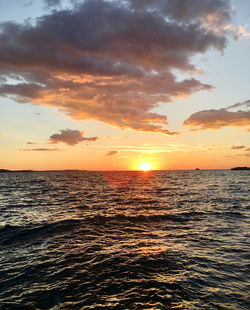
1 168 248 173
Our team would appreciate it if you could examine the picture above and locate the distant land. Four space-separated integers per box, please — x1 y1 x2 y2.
0 169 35 173
0 169 82 173
231 167 250 170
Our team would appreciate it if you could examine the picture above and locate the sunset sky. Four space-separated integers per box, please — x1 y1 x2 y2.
0 0 249 170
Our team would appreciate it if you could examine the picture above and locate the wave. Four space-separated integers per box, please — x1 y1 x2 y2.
0 212 191 246
1 207 247 246
0 219 80 246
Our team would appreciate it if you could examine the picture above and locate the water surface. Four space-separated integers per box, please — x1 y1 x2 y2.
0 170 249 309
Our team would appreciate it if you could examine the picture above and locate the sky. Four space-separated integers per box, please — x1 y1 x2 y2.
0 0 250 171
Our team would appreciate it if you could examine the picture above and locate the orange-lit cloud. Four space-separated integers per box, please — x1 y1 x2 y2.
0 0 234 135
237 25 250 39
20 148 60 151
184 100 250 130
106 151 118 156
49 129 98 146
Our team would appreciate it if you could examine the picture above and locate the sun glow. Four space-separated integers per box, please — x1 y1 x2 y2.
139 162 152 171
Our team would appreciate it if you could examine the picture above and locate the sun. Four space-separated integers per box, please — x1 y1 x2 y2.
139 162 152 171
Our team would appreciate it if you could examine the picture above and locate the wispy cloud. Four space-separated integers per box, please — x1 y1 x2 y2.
24 1 33 7
106 151 118 156
26 141 38 145
0 0 234 135
49 129 98 146
20 148 60 151
100 143 211 154
231 145 245 150
184 100 250 130
237 25 250 38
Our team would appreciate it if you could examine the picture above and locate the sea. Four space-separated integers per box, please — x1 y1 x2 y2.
0 170 249 309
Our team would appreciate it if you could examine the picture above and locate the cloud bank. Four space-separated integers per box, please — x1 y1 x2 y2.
49 129 98 145
0 0 234 134
184 100 250 130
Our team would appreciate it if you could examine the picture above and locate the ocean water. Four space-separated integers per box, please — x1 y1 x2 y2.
0 170 249 310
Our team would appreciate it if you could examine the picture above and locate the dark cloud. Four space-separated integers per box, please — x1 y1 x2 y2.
106 151 118 156
231 145 245 150
0 0 233 135
26 141 38 145
129 0 231 26
184 100 250 130
227 100 250 109
20 148 60 151
43 0 62 8
49 129 98 146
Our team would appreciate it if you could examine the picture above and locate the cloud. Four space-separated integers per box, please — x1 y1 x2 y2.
24 1 33 7
49 129 98 146
227 100 250 110
26 141 38 145
20 148 60 151
231 145 245 150
237 25 250 38
0 0 234 135
43 0 62 8
130 0 231 26
102 143 209 154
245 148 250 152
106 151 118 156
184 100 250 130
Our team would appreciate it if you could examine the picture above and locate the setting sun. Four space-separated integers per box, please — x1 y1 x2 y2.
139 162 152 171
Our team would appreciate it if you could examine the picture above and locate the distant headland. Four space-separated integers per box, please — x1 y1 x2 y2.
0 169 35 173
231 167 250 170
0 169 82 173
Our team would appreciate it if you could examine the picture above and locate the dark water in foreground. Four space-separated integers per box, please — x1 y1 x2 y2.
0 170 249 309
